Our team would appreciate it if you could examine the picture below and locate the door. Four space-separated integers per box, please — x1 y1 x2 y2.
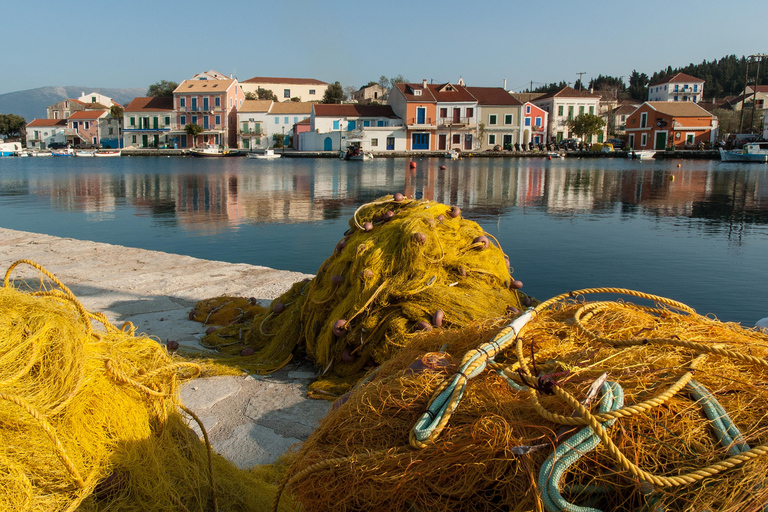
323 137 332 151
655 131 667 150
416 108 426 125
191 98 198 111
438 134 447 150
464 134 472 150
142 135 148 147
412 133 429 150
153 117 158 129
203 97 209 111
628 134 635 149
503 134 513 150
153 134 159 147
453 108 461 123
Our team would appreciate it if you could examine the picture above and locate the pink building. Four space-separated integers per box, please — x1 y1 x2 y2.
65 110 109 147
172 77 245 148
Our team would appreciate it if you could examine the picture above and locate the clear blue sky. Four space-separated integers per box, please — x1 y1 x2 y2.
3 0 766 95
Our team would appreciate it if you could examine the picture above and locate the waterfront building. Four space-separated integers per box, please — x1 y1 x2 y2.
65 109 110 147
123 97 174 149
729 85 768 111
236 99 272 150
625 101 716 150
465 86 524 150
520 102 549 146
608 100 641 137
25 119 67 150
171 77 245 148
240 77 328 102
647 73 704 103
266 102 314 148
532 86 604 143
430 80 478 152
388 81 438 151
300 104 405 153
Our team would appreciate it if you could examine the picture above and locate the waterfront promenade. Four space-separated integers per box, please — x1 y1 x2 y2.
0 227 332 469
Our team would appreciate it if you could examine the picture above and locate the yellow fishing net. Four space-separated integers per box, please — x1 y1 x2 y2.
195 195 529 396
0 260 293 512
278 288 768 512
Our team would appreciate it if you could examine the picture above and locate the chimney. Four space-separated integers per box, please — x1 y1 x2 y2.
422 79 428 88
503 79 507 90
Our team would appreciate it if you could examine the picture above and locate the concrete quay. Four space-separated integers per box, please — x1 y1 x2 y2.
0 227 332 469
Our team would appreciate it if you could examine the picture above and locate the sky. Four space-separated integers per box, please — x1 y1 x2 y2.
2 0 767 96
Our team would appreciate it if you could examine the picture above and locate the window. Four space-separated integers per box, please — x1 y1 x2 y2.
108 128 113 135
568 106 574 119
641 133 647 146
191 116 198 125
284 89 290 98
294 117 298 123
284 117 289 124
215 115 221 125
488 134 496 145
333 120 339 130
371 138 378 146
535 117 542 126
309 89 316 95
504 114 513 125
215 97 220 107
558 105 564 116
180 115 186 125
132 135 137 143
180 98 186 107
589 106 594 115
466 108 473 118
130 117 135 126
363 120 370 127
440 108 448 118
275 117 279 124
452 134 460 144
489 114 497 125
579 106 585 116
686 133 695 144
525 117 531 126
674 96 678 102
693 84 697 92
640 112 647 128
674 85 679 92
165 116 170 126
525 105 531 114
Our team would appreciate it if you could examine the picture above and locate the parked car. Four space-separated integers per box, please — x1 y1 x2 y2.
606 138 626 149
48 142 68 149
559 138 581 150
75 142 101 149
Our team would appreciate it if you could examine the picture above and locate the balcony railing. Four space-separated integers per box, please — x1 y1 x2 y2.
239 129 264 135
407 117 434 126
438 117 475 127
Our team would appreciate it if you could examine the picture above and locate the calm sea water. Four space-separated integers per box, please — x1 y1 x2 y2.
1 155 767 327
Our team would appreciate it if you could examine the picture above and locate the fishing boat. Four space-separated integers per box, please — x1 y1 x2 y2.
445 149 460 160
51 147 74 157
189 143 241 157
719 142 768 163
0 141 22 157
94 149 122 157
340 143 373 161
75 150 95 157
247 149 281 160
627 149 656 160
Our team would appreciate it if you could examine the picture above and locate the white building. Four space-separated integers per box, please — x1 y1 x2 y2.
122 96 175 148
647 73 704 103
266 102 314 147
240 77 328 102
532 86 604 143
300 104 406 153
25 119 67 150
77 91 118 108
237 99 272 150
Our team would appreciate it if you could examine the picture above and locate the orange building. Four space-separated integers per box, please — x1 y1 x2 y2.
625 102 717 150
388 81 438 151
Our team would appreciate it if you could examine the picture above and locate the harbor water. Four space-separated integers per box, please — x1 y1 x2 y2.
1 154 767 326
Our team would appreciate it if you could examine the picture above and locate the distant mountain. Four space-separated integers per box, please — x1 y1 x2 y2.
0 86 148 123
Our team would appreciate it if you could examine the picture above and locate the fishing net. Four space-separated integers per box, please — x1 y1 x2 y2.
194 195 528 396
278 288 768 512
0 260 293 512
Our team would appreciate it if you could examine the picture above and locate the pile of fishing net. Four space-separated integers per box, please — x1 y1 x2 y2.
193 194 529 396
277 288 768 512
0 260 291 512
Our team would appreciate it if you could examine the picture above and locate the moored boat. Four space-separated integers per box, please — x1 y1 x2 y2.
719 142 768 163
94 149 122 157
0 142 22 157
75 150 96 157
51 147 74 157
627 149 656 160
189 144 241 157
247 149 281 160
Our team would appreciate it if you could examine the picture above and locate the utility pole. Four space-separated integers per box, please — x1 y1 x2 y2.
576 72 586 91
739 59 751 134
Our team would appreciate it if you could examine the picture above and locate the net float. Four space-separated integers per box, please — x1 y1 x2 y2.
166 340 179 351
205 326 216 334
332 319 349 337
273 302 285 314
449 206 461 218
432 310 444 327
341 350 356 363
511 280 524 289
240 347 255 356
412 232 427 245
331 275 344 286
473 235 489 250
415 320 433 332
335 240 347 253
360 269 374 280
363 222 373 232
394 192 405 201
383 210 395 221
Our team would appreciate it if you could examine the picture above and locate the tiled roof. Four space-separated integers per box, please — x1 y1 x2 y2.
395 83 436 102
27 119 67 127
535 86 601 100
650 72 704 86
313 104 398 118
614 103 639 115
67 110 109 120
510 92 546 103
124 97 174 112
270 102 314 114
296 117 311 125
242 77 328 85
174 79 235 93
427 82 476 102
646 101 712 117
239 99 273 113
465 87 522 106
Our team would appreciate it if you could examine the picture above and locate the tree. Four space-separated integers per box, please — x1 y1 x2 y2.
0 114 26 139
184 123 204 147
272 133 285 148
257 88 277 101
566 113 606 143
323 82 344 104
244 92 257 100
110 105 124 121
147 80 178 98
628 70 650 101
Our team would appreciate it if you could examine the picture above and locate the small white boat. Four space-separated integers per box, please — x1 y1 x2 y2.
189 143 241 157
446 149 460 160
719 143 768 163
75 150 96 157
28 151 52 157
94 150 121 157
247 149 281 159
0 141 22 157
628 150 656 160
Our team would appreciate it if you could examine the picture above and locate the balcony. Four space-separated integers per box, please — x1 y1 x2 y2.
239 129 264 136
438 117 475 128
407 117 435 128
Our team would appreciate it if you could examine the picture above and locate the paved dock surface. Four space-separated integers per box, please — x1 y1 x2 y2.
0 227 332 469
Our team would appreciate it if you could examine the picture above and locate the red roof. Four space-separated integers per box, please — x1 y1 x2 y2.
427 82 476 102
124 96 174 112
243 77 327 85
535 86 601 100
313 104 398 118
651 72 704 86
67 110 108 120
27 119 67 127
395 83 437 102
465 86 522 106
